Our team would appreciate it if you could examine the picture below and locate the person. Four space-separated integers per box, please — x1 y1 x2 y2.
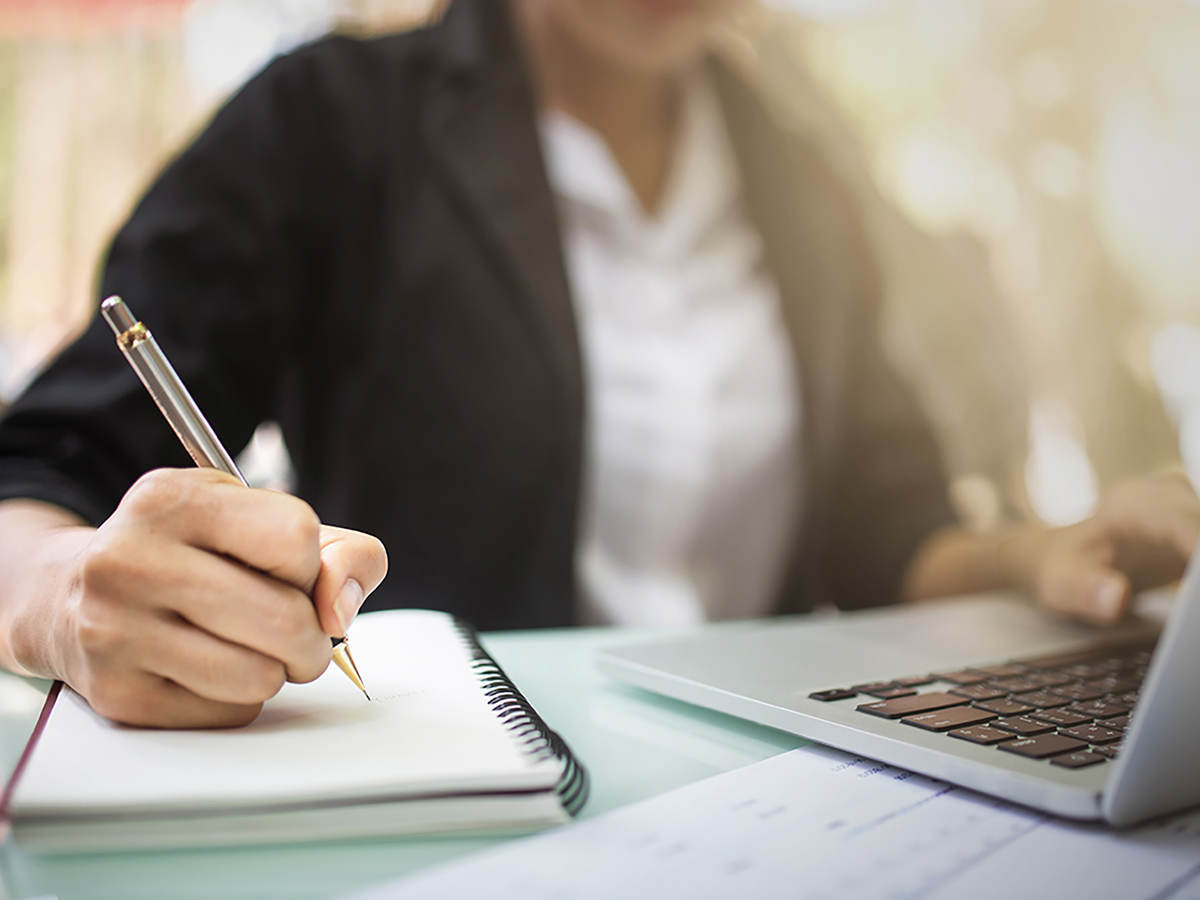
0 0 1196 729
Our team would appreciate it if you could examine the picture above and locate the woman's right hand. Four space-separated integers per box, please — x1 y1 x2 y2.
0 468 387 728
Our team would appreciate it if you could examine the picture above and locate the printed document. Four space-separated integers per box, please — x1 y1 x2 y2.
352 744 1200 900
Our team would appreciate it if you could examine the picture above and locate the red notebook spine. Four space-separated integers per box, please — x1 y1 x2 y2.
0 680 63 839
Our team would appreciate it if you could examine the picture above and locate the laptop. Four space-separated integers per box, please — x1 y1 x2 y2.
597 556 1200 827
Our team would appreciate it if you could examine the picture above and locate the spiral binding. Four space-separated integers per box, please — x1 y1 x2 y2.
453 619 590 817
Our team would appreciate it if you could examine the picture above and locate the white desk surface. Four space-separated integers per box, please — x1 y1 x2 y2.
0 621 801 900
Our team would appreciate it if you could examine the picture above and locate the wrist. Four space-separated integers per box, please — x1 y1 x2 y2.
992 523 1056 594
3 523 94 681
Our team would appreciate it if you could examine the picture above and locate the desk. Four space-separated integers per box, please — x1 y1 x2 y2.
0 623 802 900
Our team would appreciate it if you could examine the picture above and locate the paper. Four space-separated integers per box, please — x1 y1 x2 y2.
354 745 1200 900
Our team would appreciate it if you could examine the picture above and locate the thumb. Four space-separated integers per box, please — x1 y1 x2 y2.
1040 554 1131 625
312 525 388 638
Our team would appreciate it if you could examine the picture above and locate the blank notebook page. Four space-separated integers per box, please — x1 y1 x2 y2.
12 610 561 816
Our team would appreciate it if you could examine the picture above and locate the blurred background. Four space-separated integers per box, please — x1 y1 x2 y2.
0 0 1196 526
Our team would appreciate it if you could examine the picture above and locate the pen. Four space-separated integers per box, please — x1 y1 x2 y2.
98 296 370 700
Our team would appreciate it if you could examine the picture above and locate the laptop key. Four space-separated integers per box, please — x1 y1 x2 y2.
1049 683 1108 702
864 686 918 699
1086 676 1141 694
988 677 1044 694
1019 649 1108 670
894 675 936 687
902 707 997 732
1093 743 1122 759
949 684 1007 701
949 725 1016 745
974 698 1035 716
1104 714 1131 730
1028 708 1092 727
1058 724 1123 745
1025 671 1075 688
991 715 1056 736
857 692 968 719
853 681 899 693
998 733 1088 759
932 669 990 685
808 689 857 702
1011 690 1069 709
1050 750 1108 769
1064 662 1116 679
1067 699 1130 719
974 663 1030 678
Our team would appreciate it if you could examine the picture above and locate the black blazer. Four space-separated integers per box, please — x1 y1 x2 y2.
0 0 956 629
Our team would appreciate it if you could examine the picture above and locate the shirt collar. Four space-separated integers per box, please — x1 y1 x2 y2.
539 70 740 257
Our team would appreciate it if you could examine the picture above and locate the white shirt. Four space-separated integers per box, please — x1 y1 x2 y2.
539 75 802 626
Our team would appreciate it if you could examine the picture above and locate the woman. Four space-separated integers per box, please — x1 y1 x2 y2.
0 0 1195 728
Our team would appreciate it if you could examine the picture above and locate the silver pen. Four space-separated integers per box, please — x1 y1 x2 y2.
99 296 369 700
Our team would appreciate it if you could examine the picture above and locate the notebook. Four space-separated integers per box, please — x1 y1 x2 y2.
1 610 588 852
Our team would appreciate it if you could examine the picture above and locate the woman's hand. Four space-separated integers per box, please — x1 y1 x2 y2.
903 470 1200 624
1 468 387 728
1028 470 1200 624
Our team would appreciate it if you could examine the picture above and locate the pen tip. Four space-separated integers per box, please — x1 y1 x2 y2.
331 641 370 699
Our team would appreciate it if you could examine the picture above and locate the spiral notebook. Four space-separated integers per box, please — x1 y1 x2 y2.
1 610 588 852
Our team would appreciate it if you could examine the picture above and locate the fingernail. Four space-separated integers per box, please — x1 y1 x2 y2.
1094 578 1124 619
335 578 365 635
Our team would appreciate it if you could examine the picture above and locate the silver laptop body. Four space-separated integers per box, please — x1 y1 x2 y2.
597 558 1200 826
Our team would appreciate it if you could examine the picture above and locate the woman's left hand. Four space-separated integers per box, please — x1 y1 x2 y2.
1030 470 1200 624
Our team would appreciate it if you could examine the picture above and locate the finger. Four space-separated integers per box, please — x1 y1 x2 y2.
1117 506 1200 564
119 468 323 591
160 544 332 683
1039 556 1132 625
85 671 264 729
87 535 331 683
312 525 389 637
139 614 304 705
1116 540 1193 592
1156 509 1199 561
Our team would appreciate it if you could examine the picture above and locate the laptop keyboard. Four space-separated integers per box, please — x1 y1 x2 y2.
809 639 1154 770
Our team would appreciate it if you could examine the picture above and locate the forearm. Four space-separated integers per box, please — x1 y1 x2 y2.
900 524 1051 603
0 499 92 678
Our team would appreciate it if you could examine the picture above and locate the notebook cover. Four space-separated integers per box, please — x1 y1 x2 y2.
0 680 62 838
